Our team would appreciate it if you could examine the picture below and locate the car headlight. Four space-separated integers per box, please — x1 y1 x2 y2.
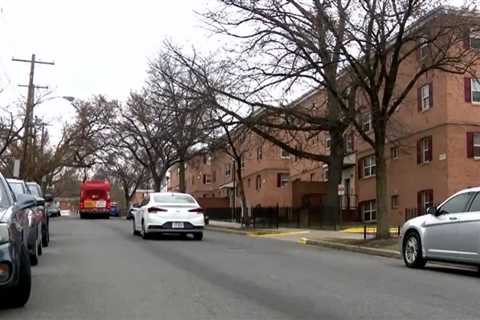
0 223 9 245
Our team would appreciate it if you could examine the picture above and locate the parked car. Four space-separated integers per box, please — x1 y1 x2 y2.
126 203 140 220
0 173 36 308
7 179 43 266
132 192 205 240
46 201 61 217
26 182 50 247
400 187 480 270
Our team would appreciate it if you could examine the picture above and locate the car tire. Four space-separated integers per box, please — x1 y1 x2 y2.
141 221 149 240
193 232 203 241
29 239 39 266
5 245 31 308
132 219 140 236
403 231 426 268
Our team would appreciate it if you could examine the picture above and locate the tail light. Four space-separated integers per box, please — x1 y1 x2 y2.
80 202 84 209
189 207 204 214
148 207 167 213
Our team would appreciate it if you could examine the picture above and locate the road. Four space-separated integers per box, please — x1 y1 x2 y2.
1 217 480 320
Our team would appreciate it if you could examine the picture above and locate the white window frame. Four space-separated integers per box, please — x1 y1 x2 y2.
204 174 212 185
255 175 262 190
225 164 231 177
363 200 377 222
474 133 480 159
471 79 480 104
391 146 399 160
420 191 432 211
279 174 289 187
421 84 431 111
363 155 376 177
391 195 399 209
322 164 329 182
280 149 290 159
419 37 429 59
421 138 430 164
470 29 480 49
256 146 263 160
326 136 331 151
361 112 372 132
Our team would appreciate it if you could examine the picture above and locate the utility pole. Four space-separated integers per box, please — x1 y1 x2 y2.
12 54 54 179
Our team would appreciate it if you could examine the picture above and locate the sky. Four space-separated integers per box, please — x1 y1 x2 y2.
0 0 218 139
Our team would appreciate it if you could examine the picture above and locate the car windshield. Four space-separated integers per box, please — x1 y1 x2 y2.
9 182 25 196
0 179 10 209
153 194 196 204
27 184 41 197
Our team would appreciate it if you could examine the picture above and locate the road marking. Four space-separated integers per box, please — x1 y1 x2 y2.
248 231 311 238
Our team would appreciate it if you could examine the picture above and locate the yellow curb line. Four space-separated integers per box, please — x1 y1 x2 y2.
248 231 311 238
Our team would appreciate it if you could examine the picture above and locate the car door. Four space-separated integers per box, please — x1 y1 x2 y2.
454 192 480 262
423 192 474 260
136 196 149 230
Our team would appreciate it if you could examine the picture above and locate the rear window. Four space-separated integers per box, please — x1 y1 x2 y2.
153 194 196 204
9 182 25 196
84 190 107 200
27 184 41 197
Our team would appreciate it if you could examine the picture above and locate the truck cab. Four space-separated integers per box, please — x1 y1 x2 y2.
79 180 111 219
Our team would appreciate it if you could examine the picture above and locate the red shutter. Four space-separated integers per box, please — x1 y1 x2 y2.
417 87 422 111
417 139 422 164
427 136 433 162
417 191 422 213
467 132 474 158
358 159 363 179
427 189 434 208
429 83 433 108
465 78 472 103
277 173 281 187
464 29 471 49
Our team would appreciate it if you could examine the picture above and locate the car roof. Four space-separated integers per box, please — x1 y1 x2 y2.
6 178 24 183
455 187 480 195
150 192 194 197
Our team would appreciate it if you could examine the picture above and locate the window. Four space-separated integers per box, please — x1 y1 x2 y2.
419 37 429 59
471 79 480 103
345 133 354 153
280 149 290 159
391 195 399 209
225 164 231 177
417 136 432 164
325 136 331 151
438 193 472 214
470 29 480 49
468 193 480 212
362 200 376 222
277 173 289 187
361 112 372 132
419 84 431 111
322 165 329 181
361 155 376 178
203 174 212 185
467 132 480 158
240 154 245 169
294 144 302 161
256 146 263 160
310 173 315 181
391 146 399 159
255 175 262 191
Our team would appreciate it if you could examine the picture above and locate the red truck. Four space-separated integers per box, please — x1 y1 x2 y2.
79 180 111 219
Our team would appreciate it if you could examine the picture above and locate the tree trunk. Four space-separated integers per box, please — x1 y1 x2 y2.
324 131 344 228
235 161 248 227
178 160 186 193
375 138 389 239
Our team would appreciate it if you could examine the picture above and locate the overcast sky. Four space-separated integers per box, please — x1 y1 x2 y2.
0 0 217 137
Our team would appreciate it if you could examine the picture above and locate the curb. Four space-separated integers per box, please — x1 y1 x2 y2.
300 238 401 259
205 226 248 235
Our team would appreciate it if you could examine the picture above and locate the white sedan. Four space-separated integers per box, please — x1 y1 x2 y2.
132 192 205 240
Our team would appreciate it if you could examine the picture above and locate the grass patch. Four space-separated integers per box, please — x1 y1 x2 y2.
323 238 400 252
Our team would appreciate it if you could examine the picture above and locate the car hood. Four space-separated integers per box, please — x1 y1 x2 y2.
403 214 429 229
0 207 11 223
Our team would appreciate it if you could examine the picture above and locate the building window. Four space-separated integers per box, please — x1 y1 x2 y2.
417 189 433 214
362 200 376 222
345 133 354 154
294 144 302 161
470 29 480 49
361 112 372 132
362 155 376 178
280 149 290 159
391 195 399 209
277 173 289 187
419 37 429 59
391 146 399 160
471 79 480 103
326 136 331 151
417 136 432 164
310 173 315 181
203 174 212 185
467 132 480 158
225 164 231 177
255 175 262 191
256 146 263 160
420 84 431 111
322 165 329 181
240 154 245 169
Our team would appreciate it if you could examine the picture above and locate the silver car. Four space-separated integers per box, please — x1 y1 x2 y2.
400 187 480 269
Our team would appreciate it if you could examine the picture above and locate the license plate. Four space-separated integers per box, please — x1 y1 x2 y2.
96 201 106 208
172 222 184 229
84 200 95 208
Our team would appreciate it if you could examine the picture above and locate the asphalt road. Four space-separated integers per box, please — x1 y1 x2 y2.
1 217 480 320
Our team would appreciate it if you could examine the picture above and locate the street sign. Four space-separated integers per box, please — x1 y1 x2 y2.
337 184 345 196
13 159 20 177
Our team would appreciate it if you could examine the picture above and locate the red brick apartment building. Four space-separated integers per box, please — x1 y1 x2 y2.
169 12 480 225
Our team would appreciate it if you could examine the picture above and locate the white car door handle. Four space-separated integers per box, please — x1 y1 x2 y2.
449 217 458 221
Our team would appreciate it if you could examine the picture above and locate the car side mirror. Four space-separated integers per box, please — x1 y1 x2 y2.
426 206 438 216
15 194 37 210
44 193 54 202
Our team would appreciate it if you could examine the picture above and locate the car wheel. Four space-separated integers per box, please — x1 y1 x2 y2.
403 231 426 268
5 245 31 308
132 219 140 236
193 232 203 241
141 221 149 240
